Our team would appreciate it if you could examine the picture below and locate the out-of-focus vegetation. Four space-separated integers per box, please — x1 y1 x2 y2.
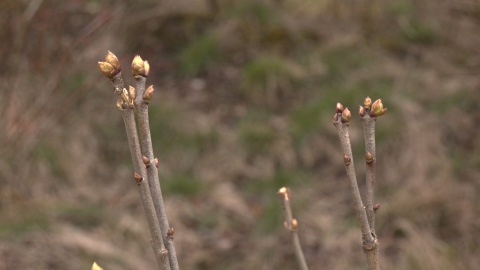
0 0 479 269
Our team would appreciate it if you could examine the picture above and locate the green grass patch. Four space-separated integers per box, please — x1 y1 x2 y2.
179 33 220 75
57 204 106 228
162 172 205 197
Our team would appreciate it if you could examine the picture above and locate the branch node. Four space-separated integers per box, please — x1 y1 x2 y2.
343 154 351 166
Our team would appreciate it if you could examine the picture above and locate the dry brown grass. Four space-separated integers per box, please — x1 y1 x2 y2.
0 0 479 269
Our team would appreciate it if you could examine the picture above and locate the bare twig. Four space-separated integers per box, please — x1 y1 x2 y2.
360 97 377 236
98 52 169 270
132 56 180 270
333 104 379 270
278 187 309 270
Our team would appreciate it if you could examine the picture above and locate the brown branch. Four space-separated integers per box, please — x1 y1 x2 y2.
278 187 309 270
132 56 179 270
361 98 377 236
333 105 379 270
98 52 169 270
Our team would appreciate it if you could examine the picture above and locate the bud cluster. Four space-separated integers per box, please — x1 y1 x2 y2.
360 97 387 118
98 51 121 79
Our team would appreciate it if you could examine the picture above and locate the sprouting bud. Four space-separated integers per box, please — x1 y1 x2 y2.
168 227 174 239
92 262 104 270
98 61 116 78
105 51 120 71
373 203 380 212
154 158 159 168
336 102 344 113
144 60 150 77
129 86 136 101
134 172 143 185
364 97 372 108
278 187 287 196
365 151 374 163
142 156 150 166
116 99 126 111
143 85 155 101
341 107 351 123
132 55 146 77
343 154 351 165
291 219 298 230
370 99 387 117
359 105 365 117
120 88 130 103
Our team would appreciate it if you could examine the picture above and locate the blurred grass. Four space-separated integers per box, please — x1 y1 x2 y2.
1 0 479 269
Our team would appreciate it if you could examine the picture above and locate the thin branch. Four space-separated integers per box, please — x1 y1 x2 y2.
132 56 180 270
333 105 379 270
361 98 377 236
98 52 169 270
278 187 309 270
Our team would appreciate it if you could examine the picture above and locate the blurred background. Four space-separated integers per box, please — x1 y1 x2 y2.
1 0 479 269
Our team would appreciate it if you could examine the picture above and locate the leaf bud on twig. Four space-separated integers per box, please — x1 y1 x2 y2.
364 96 372 108
154 158 159 168
98 61 117 78
142 156 150 166
336 102 344 113
168 227 175 239
370 99 387 117
359 105 365 117
105 51 120 71
120 88 130 103
373 203 380 212
143 85 155 101
365 151 374 164
116 99 126 111
291 219 298 230
129 85 136 100
132 55 146 77
134 172 143 185
343 154 351 165
341 107 351 123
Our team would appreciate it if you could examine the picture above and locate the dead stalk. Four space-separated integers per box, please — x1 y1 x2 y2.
278 187 309 270
132 56 179 270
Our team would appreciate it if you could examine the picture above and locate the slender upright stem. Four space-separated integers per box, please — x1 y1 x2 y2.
134 76 180 270
333 112 379 270
278 187 309 270
108 72 169 270
362 114 377 236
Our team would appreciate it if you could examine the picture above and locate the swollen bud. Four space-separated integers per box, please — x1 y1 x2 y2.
359 105 365 117
341 107 351 123
168 227 175 239
343 154 351 165
370 99 387 117
129 85 136 100
132 55 146 77
291 219 298 230
143 85 155 101
120 88 130 103
336 102 344 113
373 203 380 212
142 156 150 166
134 172 143 185
365 151 374 163
105 51 120 71
116 99 126 111
154 158 159 168
98 61 116 78
364 96 372 108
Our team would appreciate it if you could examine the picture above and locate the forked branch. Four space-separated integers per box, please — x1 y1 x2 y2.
98 52 170 270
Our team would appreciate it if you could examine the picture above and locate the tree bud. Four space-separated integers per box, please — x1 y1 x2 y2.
341 107 351 123
336 102 344 113
370 99 387 117
132 55 146 77
105 51 120 71
364 96 372 108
